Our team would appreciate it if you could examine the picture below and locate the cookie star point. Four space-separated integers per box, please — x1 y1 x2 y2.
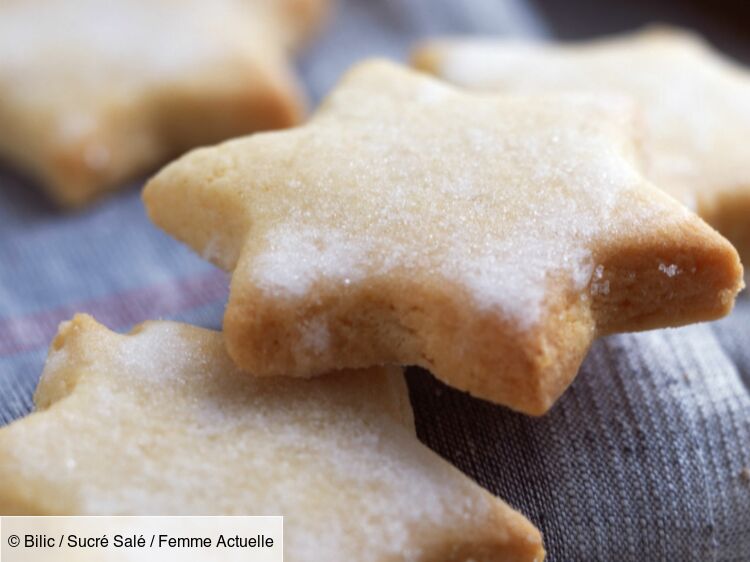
145 60 743 415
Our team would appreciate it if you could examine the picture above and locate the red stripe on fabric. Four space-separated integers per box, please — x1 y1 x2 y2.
0 270 229 356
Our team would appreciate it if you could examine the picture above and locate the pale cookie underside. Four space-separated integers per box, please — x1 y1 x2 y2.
0 315 545 562
0 0 313 206
412 26 750 265
144 60 743 415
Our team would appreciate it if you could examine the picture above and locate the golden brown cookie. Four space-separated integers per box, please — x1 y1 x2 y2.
144 60 743 415
0 315 545 562
0 0 327 207
413 26 750 264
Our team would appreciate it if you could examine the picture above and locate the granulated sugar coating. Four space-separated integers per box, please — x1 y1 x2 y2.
413 26 750 265
0 315 545 562
144 60 743 415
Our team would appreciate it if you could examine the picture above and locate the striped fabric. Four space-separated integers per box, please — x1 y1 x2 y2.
0 1 747 560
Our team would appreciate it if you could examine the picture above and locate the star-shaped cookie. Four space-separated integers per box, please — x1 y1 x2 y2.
144 60 743 415
413 26 750 265
0 0 327 207
0 315 545 562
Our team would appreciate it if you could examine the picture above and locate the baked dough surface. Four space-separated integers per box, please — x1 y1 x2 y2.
144 60 743 415
0 315 545 562
413 26 750 264
0 0 325 206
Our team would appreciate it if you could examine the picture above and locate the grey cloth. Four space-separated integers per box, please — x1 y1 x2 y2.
0 1 748 560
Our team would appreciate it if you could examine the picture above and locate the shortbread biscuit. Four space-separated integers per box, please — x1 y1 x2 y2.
413 26 750 264
0 0 326 207
144 60 743 415
0 315 545 562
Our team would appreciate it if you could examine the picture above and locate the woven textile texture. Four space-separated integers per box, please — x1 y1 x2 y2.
0 1 748 560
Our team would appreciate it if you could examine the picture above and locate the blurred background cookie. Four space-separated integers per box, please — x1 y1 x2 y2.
414 26 750 265
0 0 328 207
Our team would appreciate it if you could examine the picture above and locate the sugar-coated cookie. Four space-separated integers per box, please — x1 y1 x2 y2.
413 26 750 264
0 315 545 562
144 60 743 415
0 0 327 207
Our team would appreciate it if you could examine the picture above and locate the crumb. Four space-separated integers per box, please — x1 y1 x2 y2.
659 263 681 277
741 467 750 484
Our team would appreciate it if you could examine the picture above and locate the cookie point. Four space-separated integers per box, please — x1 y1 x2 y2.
52 314 98 351
341 57 415 83
410 45 443 74
637 23 703 44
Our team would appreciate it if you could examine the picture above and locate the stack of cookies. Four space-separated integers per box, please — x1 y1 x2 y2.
0 2 747 560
